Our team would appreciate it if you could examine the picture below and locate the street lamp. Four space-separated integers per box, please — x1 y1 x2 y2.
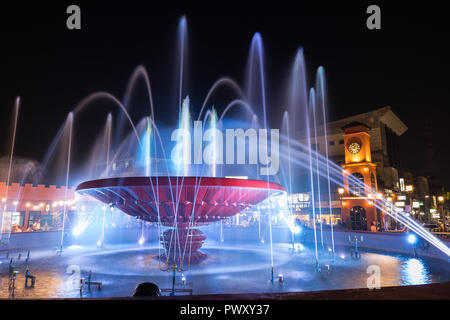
405 185 414 218
438 196 445 203
337 188 345 196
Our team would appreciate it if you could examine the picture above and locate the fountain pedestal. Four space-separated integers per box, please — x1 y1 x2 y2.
159 228 207 265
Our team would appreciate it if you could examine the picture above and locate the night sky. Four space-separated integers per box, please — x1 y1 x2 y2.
0 1 449 187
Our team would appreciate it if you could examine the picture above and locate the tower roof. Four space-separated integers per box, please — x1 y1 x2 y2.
341 121 371 133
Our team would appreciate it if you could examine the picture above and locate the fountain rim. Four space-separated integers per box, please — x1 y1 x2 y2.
76 176 286 193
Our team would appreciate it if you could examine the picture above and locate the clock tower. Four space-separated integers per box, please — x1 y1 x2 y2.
340 122 382 231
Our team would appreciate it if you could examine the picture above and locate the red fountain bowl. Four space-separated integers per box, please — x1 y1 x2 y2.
76 176 285 265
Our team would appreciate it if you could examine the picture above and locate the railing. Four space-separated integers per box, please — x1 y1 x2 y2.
432 232 450 239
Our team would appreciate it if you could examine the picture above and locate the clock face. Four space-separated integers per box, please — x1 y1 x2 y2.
348 142 361 155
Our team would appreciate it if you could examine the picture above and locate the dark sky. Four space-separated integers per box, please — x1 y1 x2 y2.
0 1 449 187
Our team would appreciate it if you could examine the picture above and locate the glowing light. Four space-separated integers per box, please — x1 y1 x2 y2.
13 201 18 205
405 185 413 192
438 196 445 202
26 203 31 207
407 234 417 244
278 273 284 283
376 193 383 199
364 167 369 172
337 188 345 195
340 254 345 259
138 236 145 245
1 198 6 202
367 193 373 199
387 197 392 202
293 226 301 234
97 241 103 247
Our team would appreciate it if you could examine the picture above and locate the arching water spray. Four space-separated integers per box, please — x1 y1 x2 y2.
59 113 73 253
173 97 191 176
308 89 320 271
311 91 324 250
282 111 295 247
316 66 335 256
178 16 187 113
246 33 275 280
105 113 112 177
209 108 218 177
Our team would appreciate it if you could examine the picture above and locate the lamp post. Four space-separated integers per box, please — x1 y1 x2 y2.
337 188 345 226
406 185 414 225
438 196 445 231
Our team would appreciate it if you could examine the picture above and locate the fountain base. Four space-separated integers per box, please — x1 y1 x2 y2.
159 228 207 266
158 251 207 266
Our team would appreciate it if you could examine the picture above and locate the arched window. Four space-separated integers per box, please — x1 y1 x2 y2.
371 173 376 191
350 206 367 230
349 172 365 196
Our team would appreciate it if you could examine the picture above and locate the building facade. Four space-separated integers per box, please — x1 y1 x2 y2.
340 122 382 230
308 106 408 193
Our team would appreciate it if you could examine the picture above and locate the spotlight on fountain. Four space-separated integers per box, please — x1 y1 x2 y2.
407 234 417 245
278 273 284 284
138 236 145 245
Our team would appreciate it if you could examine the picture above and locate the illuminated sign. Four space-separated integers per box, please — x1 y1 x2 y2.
412 202 420 208
432 213 440 219
430 208 437 213
398 195 406 201
395 201 405 207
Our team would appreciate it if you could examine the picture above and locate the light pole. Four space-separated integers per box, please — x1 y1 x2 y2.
406 185 414 227
438 196 445 231
337 187 344 225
